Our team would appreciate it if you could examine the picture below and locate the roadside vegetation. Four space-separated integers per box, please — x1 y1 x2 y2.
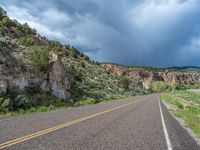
149 81 200 93
0 87 71 119
161 91 200 137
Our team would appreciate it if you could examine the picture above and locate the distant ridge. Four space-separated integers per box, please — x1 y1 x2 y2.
102 62 200 72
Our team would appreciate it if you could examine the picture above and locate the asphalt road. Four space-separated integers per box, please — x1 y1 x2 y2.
0 94 199 150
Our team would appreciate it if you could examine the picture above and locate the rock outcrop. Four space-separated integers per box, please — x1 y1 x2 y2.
102 64 200 86
0 48 72 102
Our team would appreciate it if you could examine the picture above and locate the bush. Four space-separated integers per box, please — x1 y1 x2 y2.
80 52 85 57
174 84 187 90
75 72 83 82
7 90 33 111
120 77 130 90
74 98 97 107
84 55 90 61
1 17 13 27
150 81 172 92
26 46 50 72
71 47 78 58
53 47 69 57
21 23 36 35
0 98 10 113
192 83 200 89
48 40 62 48
81 62 85 68
18 37 35 46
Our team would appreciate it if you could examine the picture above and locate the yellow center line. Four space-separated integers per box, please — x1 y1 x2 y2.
0 97 145 149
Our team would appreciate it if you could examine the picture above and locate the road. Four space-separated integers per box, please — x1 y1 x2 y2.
0 94 199 150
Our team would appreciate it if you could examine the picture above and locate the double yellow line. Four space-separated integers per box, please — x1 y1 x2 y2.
0 99 141 149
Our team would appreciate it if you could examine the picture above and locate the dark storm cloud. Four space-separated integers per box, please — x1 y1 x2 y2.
1 0 200 67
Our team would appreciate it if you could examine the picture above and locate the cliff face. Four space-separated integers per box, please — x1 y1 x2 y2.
0 47 72 102
102 64 200 85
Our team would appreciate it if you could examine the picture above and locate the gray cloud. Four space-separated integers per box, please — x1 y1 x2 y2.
1 0 200 67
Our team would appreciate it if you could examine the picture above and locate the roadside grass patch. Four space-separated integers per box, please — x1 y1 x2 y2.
162 91 200 137
74 98 100 107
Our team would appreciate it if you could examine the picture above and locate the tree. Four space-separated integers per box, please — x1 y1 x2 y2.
32 28 37 35
26 46 50 72
22 23 32 34
0 7 4 20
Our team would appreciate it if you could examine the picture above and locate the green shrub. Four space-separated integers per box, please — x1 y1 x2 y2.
21 23 36 35
188 83 200 89
150 81 171 92
120 77 130 90
174 84 187 90
75 72 83 82
48 40 62 48
74 98 97 107
18 37 35 46
0 98 10 113
26 46 50 72
8 90 33 111
1 17 13 27
53 47 69 57
71 47 78 58
80 52 85 57
81 62 85 68
175 101 184 109
84 55 90 61
0 26 5 36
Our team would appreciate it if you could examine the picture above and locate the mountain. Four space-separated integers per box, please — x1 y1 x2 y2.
167 66 200 72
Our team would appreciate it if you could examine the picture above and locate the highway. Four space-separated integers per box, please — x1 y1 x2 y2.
0 94 199 150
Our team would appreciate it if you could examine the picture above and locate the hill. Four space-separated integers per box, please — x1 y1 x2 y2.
0 7 145 115
1 7 200 116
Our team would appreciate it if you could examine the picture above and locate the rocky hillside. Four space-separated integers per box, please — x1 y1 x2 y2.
0 7 145 114
102 64 200 89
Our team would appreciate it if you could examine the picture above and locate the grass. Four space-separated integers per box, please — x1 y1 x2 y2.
0 94 136 120
0 90 71 119
0 105 70 120
62 56 145 101
161 91 200 137
74 95 134 107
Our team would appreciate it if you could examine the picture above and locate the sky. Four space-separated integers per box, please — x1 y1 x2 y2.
1 0 200 67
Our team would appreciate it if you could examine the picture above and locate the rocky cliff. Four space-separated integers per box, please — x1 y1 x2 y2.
102 64 200 86
0 42 72 102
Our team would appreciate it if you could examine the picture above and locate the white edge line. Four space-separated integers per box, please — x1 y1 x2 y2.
158 98 173 150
